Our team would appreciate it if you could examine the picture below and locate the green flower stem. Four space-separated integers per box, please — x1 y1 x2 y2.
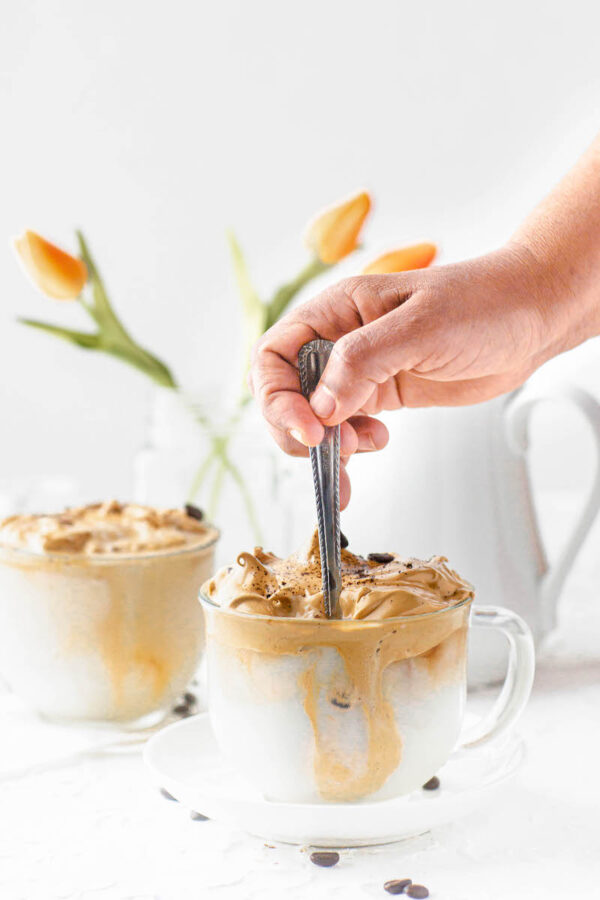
76 231 178 389
19 232 178 390
221 450 263 544
187 443 219 502
185 250 333 537
186 420 262 543
207 455 226 520
18 228 341 544
179 391 212 433
263 255 331 330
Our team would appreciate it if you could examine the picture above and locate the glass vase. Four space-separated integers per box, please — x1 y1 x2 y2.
133 388 299 565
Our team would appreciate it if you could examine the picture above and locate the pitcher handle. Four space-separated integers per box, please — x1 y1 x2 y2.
504 385 600 634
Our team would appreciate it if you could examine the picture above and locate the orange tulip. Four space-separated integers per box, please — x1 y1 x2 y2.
362 242 437 275
305 191 371 264
13 230 87 300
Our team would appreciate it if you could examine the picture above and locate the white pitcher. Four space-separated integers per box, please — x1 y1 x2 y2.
340 383 600 685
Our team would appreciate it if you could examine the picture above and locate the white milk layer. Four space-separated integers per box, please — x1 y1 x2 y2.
207 642 465 803
0 546 215 724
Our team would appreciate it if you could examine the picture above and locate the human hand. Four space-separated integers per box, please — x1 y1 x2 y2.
249 244 574 507
251 133 600 508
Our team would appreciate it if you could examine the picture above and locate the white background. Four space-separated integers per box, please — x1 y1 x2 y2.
0 0 599 500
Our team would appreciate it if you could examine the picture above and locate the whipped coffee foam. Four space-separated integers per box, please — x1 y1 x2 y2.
0 500 217 555
203 528 473 619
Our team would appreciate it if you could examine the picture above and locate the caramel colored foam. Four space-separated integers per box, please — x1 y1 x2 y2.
204 529 473 620
0 500 217 556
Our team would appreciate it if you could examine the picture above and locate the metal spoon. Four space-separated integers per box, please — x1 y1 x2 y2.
298 339 342 618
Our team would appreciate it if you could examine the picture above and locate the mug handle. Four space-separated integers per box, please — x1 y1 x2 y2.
504 385 600 634
459 606 535 749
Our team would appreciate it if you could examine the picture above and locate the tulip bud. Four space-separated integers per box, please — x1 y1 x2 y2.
13 230 87 300
362 242 437 275
305 191 371 264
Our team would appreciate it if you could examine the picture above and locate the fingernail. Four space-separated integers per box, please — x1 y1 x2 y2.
310 386 336 419
290 429 307 446
367 433 377 451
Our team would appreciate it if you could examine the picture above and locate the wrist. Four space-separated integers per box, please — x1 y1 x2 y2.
502 237 600 358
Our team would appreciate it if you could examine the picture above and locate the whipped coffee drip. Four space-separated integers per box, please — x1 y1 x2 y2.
204 528 473 619
0 501 217 555
203 531 474 801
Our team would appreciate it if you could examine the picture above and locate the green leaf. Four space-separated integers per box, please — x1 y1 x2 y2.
264 255 331 330
100 339 178 388
75 231 178 389
134 346 178 387
19 318 100 349
227 229 269 383
99 330 176 384
227 230 267 341
76 230 129 339
19 317 177 388
226 230 264 320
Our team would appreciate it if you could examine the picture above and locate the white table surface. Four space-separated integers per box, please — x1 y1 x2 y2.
1 525 599 900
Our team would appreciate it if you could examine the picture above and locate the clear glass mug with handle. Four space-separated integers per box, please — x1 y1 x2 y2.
200 593 535 803
0 537 219 727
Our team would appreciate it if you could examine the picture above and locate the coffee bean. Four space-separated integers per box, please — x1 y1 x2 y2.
384 879 412 894
340 532 349 549
422 776 440 791
160 787 177 802
173 703 192 717
310 851 340 867
190 811 209 821
368 552 394 564
331 696 351 709
184 503 204 521
183 691 197 707
406 886 429 898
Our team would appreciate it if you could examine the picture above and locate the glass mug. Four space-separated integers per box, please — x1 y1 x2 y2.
200 593 534 803
0 536 218 728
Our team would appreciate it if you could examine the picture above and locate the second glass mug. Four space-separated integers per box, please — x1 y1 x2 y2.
0 536 219 728
200 593 535 803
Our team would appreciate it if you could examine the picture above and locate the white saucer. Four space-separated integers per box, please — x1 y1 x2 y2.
144 713 524 847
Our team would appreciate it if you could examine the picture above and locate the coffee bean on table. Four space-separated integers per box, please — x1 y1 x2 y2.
190 811 209 821
340 532 349 549
173 703 192 717
160 787 177 802
368 552 394 564
184 503 204 521
406 886 429 899
183 691 197 707
422 776 440 791
310 851 340 867
384 879 412 894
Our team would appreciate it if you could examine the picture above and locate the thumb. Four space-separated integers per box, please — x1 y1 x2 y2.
309 301 423 424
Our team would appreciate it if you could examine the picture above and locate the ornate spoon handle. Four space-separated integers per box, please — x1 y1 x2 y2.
298 339 342 618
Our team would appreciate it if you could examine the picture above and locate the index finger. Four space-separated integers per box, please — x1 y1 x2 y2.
252 318 326 446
